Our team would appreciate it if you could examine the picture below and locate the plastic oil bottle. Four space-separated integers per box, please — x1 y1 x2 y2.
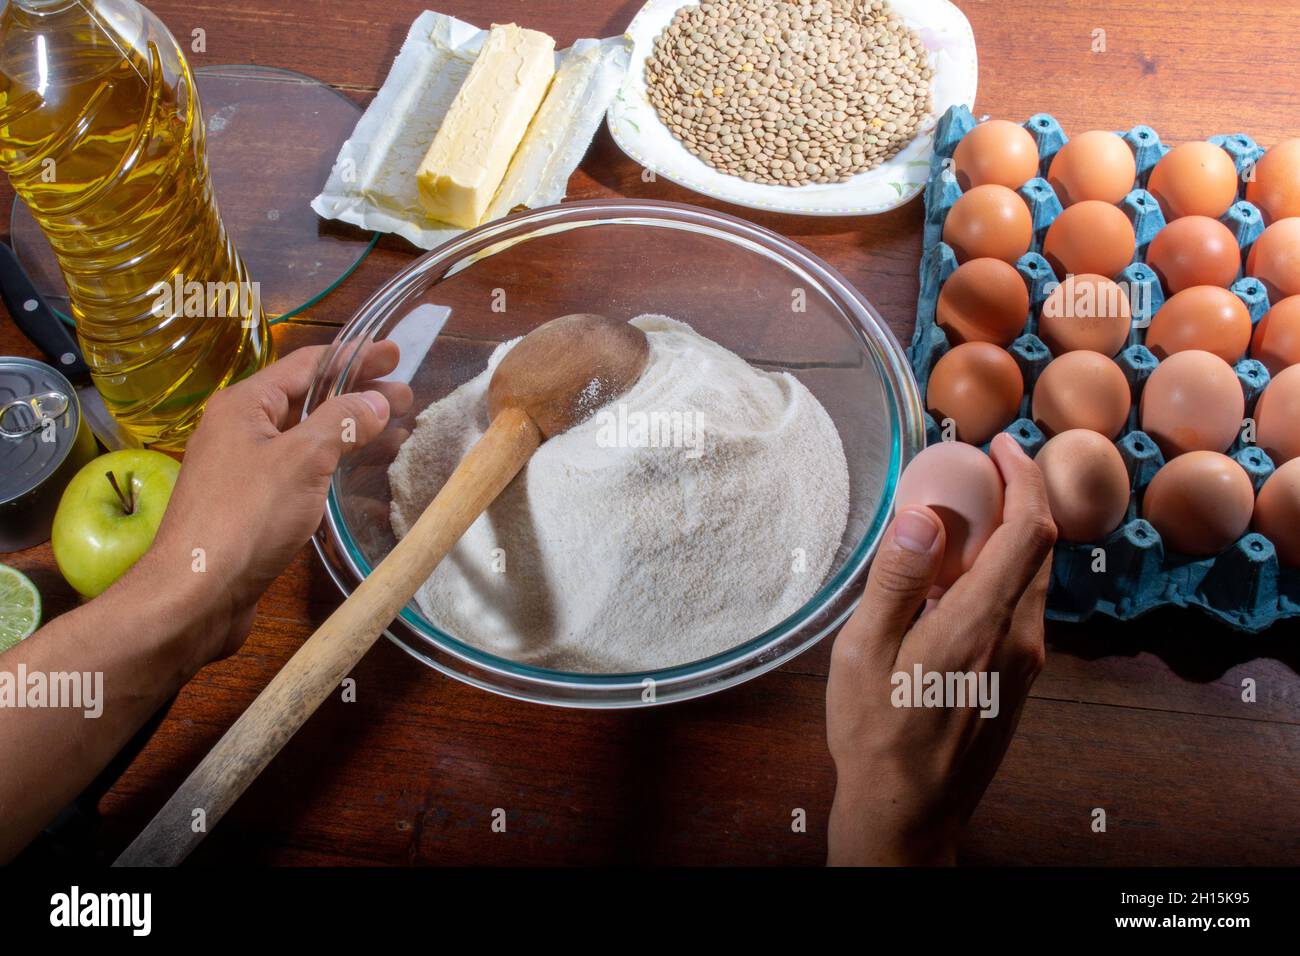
0 0 270 449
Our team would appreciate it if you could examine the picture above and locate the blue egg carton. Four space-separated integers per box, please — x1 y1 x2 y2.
909 104 1299 633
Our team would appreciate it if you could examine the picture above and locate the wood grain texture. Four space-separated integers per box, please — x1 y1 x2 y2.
2 0 1298 866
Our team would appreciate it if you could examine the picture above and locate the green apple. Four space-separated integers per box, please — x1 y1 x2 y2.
52 449 181 598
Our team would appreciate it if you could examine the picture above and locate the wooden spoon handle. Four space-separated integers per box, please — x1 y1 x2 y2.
114 406 541 867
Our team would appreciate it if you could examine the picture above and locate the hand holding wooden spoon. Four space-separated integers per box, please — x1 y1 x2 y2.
115 313 649 866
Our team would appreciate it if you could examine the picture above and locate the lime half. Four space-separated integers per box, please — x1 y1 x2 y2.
0 564 41 652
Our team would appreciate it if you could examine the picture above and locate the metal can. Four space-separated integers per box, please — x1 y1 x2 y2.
0 357 98 553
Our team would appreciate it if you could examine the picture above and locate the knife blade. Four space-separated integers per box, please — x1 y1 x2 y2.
0 242 141 451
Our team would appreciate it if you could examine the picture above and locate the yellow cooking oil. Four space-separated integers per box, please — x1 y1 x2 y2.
0 0 270 449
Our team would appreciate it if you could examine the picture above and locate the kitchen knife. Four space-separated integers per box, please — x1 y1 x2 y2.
0 242 141 450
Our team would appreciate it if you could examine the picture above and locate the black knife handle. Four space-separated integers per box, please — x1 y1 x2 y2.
0 243 91 382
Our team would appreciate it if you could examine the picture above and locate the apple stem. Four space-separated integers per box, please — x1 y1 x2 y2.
106 471 135 516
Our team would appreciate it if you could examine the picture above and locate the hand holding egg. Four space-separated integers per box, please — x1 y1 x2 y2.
894 441 1005 589
830 435 1056 866
893 435 1056 592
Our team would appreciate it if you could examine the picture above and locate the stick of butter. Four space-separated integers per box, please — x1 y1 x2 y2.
416 23 556 229
485 41 608 223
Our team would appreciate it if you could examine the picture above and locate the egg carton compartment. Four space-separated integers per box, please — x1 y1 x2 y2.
910 104 1297 633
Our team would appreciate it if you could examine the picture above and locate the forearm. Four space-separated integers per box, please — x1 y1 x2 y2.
827 767 959 866
0 345 396 864
0 549 211 863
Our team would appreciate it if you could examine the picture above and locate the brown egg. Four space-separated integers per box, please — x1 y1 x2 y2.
942 184 1033 264
953 120 1040 191
926 342 1024 445
1047 130 1137 206
1146 215 1241 294
1256 364 1300 464
1253 458 1300 567
1245 138 1300 224
936 258 1029 346
896 442 1006 588
1251 295 1300 375
1038 273 1132 356
1043 200 1136 279
1139 349 1245 457
1142 451 1255 556
1146 141 1240 220
1035 429 1131 542
1246 217 1300 303
1032 350 1131 438
1144 286 1253 363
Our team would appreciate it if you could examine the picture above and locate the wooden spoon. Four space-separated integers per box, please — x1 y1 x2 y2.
115 313 649 866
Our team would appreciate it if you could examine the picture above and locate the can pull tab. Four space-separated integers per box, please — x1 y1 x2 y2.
0 390 70 439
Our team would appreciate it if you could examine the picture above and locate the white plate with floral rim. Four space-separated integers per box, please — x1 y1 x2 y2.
606 0 978 216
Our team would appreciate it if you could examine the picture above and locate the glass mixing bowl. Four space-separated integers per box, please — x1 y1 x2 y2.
306 199 924 708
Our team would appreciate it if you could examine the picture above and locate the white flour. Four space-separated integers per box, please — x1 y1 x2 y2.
388 314 850 672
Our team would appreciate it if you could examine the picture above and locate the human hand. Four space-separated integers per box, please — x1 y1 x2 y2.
133 342 413 675
825 433 1057 865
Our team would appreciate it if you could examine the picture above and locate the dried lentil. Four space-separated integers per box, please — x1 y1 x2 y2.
645 0 933 186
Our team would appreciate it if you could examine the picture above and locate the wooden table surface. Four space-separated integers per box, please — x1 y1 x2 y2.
3 0 1299 866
